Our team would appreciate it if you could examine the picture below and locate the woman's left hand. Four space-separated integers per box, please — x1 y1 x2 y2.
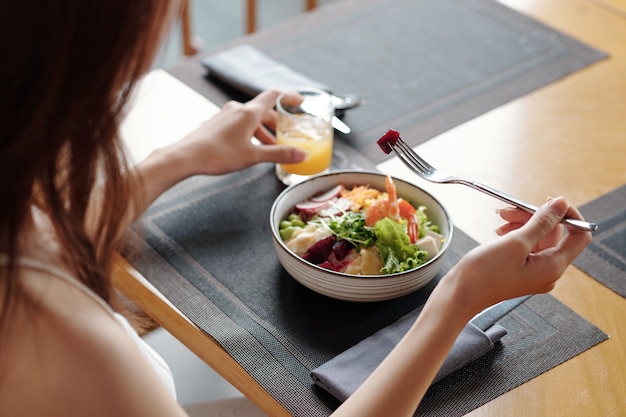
168 89 307 176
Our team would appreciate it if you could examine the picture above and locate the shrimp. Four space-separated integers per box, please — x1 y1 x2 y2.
364 175 400 226
365 176 420 243
398 199 419 243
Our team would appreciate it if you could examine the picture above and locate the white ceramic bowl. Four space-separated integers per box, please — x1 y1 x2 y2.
270 170 454 302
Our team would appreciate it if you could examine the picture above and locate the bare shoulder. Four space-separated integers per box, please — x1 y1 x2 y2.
0 267 186 417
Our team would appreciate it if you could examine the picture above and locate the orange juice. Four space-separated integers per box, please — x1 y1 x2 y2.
277 125 333 175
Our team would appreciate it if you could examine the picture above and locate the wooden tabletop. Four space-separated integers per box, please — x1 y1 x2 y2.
115 0 626 415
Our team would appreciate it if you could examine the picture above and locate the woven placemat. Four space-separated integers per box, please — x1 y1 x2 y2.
574 184 626 298
171 0 607 164
125 163 607 416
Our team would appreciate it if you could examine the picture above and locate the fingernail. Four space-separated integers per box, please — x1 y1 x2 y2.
293 149 308 162
495 206 515 214
548 196 567 216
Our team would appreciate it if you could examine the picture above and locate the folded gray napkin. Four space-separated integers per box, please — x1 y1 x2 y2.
202 44 331 97
311 306 507 402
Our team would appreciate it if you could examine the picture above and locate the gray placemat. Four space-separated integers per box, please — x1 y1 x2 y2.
172 0 607 164
125 163 608 417
574 184 626 298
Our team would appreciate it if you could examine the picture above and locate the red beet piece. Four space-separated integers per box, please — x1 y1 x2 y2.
318 260 339 271
332 240 353 261
377 129 400 154
302 235 336 265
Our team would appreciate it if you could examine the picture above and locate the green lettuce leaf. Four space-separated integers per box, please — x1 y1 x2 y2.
374 218 428 274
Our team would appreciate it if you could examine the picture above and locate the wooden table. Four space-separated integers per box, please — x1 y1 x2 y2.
115 0 626 415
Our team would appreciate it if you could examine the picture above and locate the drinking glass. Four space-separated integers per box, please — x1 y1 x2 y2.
275 88 334 186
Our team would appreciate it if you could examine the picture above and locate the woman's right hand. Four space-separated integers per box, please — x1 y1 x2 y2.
445 196 592 317
333 197 593 417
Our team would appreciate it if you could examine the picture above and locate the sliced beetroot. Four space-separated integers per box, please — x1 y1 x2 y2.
321 248 356 273
377 129 400 154
318 260 339 271
332 239 354 261
302 235 336 264
310 185 343 202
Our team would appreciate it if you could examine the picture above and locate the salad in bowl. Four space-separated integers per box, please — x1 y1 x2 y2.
270 171 453 302
279 175 445 276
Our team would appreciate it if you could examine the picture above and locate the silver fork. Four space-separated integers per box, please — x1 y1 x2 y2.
389 137 598 232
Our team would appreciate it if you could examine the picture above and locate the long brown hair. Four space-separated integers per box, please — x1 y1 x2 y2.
0 1 176 338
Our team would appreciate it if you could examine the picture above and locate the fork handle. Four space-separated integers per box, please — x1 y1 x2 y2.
455 179 598 232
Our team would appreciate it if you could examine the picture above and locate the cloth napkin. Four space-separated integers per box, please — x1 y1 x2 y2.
202 44 331 97
311 305 507 402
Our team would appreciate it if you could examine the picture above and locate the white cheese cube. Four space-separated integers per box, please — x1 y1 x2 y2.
417 235 439 260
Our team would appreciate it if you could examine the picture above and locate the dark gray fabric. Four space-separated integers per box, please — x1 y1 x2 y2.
470 296 530 331
202 44 332 97
125 163 608 417
574 184 626 298
170 0 607 164
311 307 507 402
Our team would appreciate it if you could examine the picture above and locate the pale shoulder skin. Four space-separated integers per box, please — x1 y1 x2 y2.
1 266 189 417
331 197 592 417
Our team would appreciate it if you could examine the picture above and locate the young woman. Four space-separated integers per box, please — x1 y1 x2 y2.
0 2 591 416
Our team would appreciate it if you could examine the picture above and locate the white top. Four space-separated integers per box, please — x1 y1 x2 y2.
0 255 177 400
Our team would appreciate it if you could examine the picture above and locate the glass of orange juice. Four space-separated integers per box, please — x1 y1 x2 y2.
275 88 334 186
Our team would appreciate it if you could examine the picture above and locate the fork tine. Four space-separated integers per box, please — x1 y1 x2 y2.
395 151 426 175
390 141 421 172
392 138 430 174
395 137 433 172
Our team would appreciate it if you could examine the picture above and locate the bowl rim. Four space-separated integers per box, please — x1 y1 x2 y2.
270 169 454 279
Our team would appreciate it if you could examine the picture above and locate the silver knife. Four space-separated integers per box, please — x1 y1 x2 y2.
332 116 351 134
300 99 353 134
